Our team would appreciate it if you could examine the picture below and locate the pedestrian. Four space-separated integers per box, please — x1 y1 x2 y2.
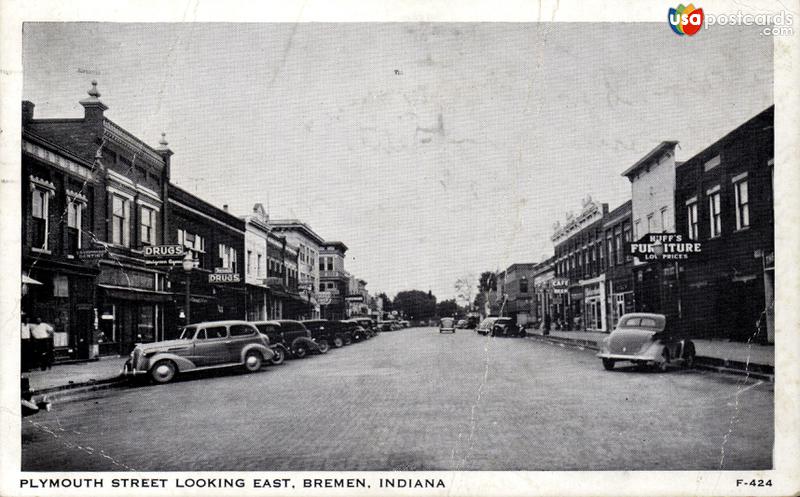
30 317 54 371
543 313 551 336
20 313 31 372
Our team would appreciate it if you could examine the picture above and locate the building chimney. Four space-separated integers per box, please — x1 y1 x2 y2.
22 101 35 125
79 80 108 122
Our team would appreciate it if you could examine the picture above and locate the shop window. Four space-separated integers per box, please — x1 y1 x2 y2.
31 187 50 250
53 274 69 297
137 305 155 343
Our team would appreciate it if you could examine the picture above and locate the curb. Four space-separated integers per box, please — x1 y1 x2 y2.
34 375 127 402
526 334 774 382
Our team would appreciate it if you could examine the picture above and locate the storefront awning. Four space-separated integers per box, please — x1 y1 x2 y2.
99 284 175 303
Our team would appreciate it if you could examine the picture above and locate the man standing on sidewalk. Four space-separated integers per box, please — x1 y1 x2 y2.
20 314 31 372
30 317 54 371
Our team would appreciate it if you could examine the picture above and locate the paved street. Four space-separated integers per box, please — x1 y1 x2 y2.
22 327 772 471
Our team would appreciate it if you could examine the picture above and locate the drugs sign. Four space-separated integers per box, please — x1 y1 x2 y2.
143 245 185 258
209 273 241 284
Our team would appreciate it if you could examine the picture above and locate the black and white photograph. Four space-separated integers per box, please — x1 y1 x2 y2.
2 1 799 496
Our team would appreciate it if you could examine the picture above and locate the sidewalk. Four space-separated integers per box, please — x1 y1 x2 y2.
527 328 774 374
24 356 127 392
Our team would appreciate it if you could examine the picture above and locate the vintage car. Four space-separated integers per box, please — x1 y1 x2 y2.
252 320 323 362
476 317 525 337
455 319 468 329
378 321 395 332
465 315 480 329
349 317 376 337
302 319 352 350
123 320 274 384
439 317 456 334
597 313 696 371
339 320 369 342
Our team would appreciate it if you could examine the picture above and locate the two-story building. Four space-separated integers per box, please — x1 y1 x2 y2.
270 220 325 319
23 82 173 356
318 241 349 320
602 200 635 330
674 106 774 342
166 186 246 334
531 257 556 327
500 263 538 325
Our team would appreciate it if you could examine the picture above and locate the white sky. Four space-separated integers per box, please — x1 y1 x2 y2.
23 23 772 300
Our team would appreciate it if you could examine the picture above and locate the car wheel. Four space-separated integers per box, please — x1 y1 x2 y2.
683 343 696 369
294 345 308 359
150 360 177 384
270 347 286 365
602 358 615 370
657 349 670 372
333 336 344 348
244 351 263 372
344 335 353 345
317 340 330 354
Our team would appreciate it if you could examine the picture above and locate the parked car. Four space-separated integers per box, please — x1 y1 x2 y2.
252 320 322 362
123 320 274 384
378 321 395 332
21 376 51 417
475 317 525 337
349 317 376 337
455 319 468 329
465 315 480 329
439 317 456 334
302 320 350 350
399 320 410 328
596 313 696 371
340 319 369 342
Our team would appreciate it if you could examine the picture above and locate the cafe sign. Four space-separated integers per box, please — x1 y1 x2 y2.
626 233 702 261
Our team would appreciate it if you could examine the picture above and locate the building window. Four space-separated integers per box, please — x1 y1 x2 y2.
703 154 721 172
708 188 722 238
519 277 528 294
615 227 623 265
686 201 699 240
111 195 130 247
606 233 614 268
219 244 238 272
646 213 653 235
177 229 205 268
633 219 640 239
622 221 632 262
140 206 155 246
257 254 263 277
660 207 669 233
66 200 82 253
734 179 750 230
247 250 253 274
31 187 50 249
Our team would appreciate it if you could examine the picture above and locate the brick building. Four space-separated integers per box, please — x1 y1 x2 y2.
23 83 173 356
602 200 635 330
166 184 246 334
551 198 609 331
499 263 538 325
318 241 349 320
673 106 774 342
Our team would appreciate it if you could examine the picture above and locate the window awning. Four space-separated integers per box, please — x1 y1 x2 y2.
99 284 175 303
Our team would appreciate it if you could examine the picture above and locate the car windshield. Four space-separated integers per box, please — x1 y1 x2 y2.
179 326 197 340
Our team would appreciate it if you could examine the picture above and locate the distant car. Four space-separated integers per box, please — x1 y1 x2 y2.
476 317 524 337
349 317 377 337
340 319 369 341
455 319 467 329
123 320 274 384
596 313 696 371
252 320 323 363
465 315 480 329
378 321 395 332
399 320 410 328
439 317 456 334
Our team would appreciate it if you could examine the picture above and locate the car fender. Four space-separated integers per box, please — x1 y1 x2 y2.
270 343 290 355
679 339 695 358
145 352 196 372
641 341 666 360
239 343 274 363
291 336 320 351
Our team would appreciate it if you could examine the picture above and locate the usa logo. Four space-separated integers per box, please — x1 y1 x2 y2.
668 4 704 36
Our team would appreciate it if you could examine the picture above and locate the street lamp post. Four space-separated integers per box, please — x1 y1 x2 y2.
182 252 194 325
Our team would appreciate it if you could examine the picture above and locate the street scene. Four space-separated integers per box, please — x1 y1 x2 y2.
16 21 776 474
22 327 772 471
